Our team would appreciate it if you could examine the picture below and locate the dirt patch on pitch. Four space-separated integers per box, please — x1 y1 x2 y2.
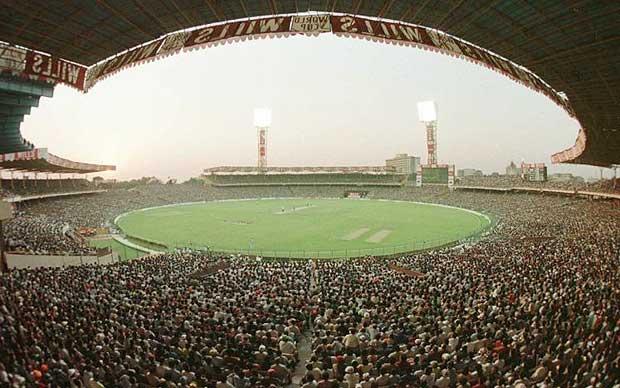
341 228 370 240
366 229 392 243
222 219 253 225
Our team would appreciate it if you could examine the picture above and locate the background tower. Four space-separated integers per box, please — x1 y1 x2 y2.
254 108 271 171
417 101 438 166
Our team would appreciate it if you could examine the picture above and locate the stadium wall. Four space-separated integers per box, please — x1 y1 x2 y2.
6 252 117 269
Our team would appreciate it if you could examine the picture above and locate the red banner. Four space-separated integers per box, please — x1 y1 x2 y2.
88 39 164 82
0 148 41 162
330 15 573 116
6 13 575 123
185 16 293 48
24 52 86 90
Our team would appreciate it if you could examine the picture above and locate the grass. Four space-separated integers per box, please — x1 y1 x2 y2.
116 199 491 258
90 238 146 261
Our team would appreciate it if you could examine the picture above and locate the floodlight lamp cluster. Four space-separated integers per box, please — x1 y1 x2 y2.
254 108 272 127
417 101 437 123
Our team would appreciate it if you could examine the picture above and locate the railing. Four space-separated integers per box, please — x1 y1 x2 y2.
170 233 491 260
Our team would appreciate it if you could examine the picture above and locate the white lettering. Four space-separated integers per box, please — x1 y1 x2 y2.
217 25 230 40
66 64 80 85
379 23 391 38
398 25 421 42
235 22 246 36
42 58 52 76
193 28 214 44
259 17 285 33
136 42 160 61
247 20 257 34
362 20 374 35
427 31 463 55
339 16 357 33
389 24 402 40
32 54 43 73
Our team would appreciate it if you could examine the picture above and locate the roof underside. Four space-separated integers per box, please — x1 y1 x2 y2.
0 158 108 173
0 0 618 166
0 148 116 173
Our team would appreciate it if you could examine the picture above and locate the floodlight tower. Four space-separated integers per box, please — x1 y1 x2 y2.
417 101 438 166
254 108 271 171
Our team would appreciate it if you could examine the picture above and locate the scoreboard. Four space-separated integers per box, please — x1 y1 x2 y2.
417 164 455 186
422 167 448 183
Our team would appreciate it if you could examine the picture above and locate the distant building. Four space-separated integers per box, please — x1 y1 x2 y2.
385 153 420 175
506 161 520 176
548 173 585 183
521 163 547 182
457 168 483 177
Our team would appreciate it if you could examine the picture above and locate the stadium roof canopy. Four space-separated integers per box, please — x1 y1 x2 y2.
0 74 115 173
0 148 116 174
0 1 618 166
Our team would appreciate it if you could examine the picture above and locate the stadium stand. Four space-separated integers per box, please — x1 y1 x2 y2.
0 186 617 386
0 2 619 386
0 178 94 197
205 173 405 187
4 212 95 256
457 175 620 194
3 182 617 257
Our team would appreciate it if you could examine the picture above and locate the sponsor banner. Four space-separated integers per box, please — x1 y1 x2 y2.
83 62 105 91
158 31 192 56
85 39 164 88
551 128 586 164
0 45 26 73
84 16 293 90
331 15 427 44
185 16 293 49
0 148 114 171
291 14 332 33
330 15 573 117
45 152 115 171
0 148 44 162
0 13 576 122
24 52 86 89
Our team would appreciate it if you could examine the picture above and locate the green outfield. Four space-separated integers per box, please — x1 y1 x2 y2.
116 199 491 258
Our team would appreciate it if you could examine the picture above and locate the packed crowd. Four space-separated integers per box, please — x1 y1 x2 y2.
457 175 620 194
0 252 313 386
4 213 96 256
6 181 615 256
303 199 619 387
0 189 618 386
18 184 456 231
0 179 94 198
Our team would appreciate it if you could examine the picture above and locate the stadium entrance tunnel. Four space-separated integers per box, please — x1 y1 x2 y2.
1 5 618 166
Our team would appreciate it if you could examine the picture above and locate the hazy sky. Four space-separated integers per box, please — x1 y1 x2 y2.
19 34 609 181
